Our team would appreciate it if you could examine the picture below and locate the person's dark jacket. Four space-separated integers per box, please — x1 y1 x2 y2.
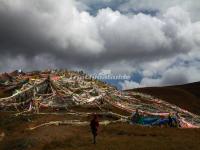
90 118 99 136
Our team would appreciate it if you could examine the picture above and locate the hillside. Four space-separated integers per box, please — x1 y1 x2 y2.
0 70 199 127
1 70 200 149
128 82 200 115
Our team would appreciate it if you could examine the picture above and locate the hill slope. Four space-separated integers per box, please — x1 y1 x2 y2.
1 70 200 128
1 70 200 149
128 82 200 115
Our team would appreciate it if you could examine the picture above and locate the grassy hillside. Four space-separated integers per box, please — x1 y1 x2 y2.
128 82 200 115
0 112 200 150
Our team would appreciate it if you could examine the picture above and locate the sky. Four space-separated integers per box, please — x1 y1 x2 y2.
0 0 200 89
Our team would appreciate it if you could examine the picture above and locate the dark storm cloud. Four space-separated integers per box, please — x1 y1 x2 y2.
0 0 200 87
0 1 66 58
0 0 105 69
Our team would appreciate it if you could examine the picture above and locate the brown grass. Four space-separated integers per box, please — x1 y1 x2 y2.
0 112 200 150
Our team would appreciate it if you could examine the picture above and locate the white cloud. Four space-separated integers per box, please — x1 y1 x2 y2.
120 80 141 90
118 0 200 20
120 65 200 90
0 0 200 87
140 62 200 88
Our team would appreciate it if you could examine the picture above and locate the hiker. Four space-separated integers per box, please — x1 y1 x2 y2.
168 113 173 127
90 115 99 144
131 108 141 124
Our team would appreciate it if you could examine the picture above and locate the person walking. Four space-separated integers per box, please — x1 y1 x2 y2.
131 108 141 124
90 115 99 144
168 113 173 127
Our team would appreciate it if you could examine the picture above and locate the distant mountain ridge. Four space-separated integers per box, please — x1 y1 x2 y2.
127 82 200 115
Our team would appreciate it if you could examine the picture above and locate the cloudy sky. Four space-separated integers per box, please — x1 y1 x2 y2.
0 0 200 89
